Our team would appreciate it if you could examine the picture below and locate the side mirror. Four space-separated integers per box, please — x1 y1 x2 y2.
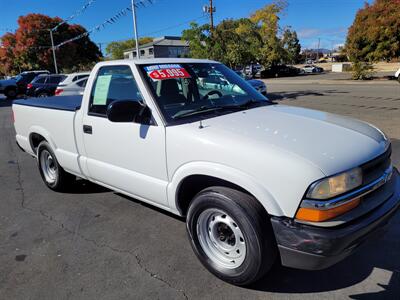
106 100 151 124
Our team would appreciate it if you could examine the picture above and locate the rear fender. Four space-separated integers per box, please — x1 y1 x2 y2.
28 125 58 156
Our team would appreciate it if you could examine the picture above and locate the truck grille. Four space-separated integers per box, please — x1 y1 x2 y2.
361 144 391 186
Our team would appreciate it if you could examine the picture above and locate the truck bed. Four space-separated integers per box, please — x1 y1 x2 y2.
13 95 82 111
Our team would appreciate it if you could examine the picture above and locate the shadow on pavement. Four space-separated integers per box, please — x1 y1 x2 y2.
66 179 110 194
268 89 349 101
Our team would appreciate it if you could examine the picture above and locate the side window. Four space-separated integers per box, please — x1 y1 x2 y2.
76 78 87 87
88 65 143 116
49 76 64 84
77 75 89 81
34 77 47 84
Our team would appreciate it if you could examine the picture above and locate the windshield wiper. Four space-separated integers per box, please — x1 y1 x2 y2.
172 99 271 120
173 106 223 119
219 99 266 109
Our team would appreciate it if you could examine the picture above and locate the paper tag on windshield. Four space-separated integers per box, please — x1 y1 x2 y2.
144 64 191 81
93 75 112 105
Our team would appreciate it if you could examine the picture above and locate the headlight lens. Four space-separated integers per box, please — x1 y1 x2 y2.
306 167 362 199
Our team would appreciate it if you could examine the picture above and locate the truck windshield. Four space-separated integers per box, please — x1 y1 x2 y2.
139 63 271 123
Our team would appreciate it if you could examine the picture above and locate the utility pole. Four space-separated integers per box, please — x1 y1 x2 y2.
131 0 140 59
316 37 320 61
49 29 58 74
203 1 216 34
209 0 214 31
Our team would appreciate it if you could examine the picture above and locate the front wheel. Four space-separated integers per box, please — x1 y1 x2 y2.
186 186 277 285
37 141 75 191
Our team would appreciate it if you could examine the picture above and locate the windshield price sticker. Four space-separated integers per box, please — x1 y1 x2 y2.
144 64 191 80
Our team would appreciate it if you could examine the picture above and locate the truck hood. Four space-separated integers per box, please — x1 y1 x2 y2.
198 104 389 176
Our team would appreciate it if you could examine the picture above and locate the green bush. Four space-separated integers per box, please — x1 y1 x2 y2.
351 62 375 80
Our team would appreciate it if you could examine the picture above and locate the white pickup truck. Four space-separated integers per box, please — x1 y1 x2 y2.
13 59 400 285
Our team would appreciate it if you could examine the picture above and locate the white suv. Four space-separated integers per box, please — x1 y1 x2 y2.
58 72 90 86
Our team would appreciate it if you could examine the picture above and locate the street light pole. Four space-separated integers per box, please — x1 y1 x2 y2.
49 29 58 74
131 0 140 59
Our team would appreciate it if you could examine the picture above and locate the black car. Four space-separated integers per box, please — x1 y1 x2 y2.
260 65 302 78
26 74 67 97
0 70 49 98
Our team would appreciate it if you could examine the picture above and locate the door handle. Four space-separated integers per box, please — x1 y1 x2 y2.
83 125 92 134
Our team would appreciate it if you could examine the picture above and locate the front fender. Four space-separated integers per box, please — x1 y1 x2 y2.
167 161 284 217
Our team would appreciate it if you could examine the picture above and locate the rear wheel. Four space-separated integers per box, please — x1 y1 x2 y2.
37 92 49 98
186 186 277 285
37 141 75 191
5 87 17 99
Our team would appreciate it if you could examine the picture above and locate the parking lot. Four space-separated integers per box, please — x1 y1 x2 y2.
0 77 399 299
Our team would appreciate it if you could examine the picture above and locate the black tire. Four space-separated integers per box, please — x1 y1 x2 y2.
5 87 17 99
37 141 75 191
186 186 277 286
37 92 49 98
397 76 400 84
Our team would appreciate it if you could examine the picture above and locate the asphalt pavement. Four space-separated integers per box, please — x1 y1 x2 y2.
0 77 399 299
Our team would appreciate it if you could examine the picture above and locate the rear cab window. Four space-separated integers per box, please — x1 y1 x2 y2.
88 65 143 116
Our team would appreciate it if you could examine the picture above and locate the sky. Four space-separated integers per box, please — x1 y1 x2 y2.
0 0 373 53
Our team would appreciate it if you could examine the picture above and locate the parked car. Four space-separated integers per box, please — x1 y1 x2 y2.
26 74 67 97
395 67 400 83
244 64 263 78
235 70 267 95
260 64 302 78
55 77 88 96
303 65 324 73
12 58 400 286
58 71 90 86
0 70 49 98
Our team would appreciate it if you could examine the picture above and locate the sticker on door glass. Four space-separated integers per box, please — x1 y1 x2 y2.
93 75 112 105
144 64 191 80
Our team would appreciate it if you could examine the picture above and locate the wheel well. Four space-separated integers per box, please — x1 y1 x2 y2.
30 133 46 154
176 175 251 217
5 86 16 91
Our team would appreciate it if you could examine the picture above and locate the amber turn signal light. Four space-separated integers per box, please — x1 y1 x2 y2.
295 197 361 222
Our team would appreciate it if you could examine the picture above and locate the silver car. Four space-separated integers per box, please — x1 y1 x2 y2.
55 77 87 96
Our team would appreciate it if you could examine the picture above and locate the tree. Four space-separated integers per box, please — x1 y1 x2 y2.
250 0 287 66
281 27 301 64
0 14 102 75
105 37 153 60
182 22 212 59
346 0 400 62
181 0 296 69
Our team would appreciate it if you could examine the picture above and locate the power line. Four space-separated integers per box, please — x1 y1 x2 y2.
52 0 96 31
96 14 208 46
55 0 153 49
139 14 208 37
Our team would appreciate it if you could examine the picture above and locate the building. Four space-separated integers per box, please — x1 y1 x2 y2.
123 36 189 59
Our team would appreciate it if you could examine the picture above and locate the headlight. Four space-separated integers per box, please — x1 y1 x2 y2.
306 167 362 199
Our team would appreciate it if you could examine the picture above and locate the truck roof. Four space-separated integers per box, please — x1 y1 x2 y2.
99 58 220 66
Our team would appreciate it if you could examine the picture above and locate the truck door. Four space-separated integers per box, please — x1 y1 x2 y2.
81 65 169 206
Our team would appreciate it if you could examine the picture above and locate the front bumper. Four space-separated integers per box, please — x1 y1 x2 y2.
271 168 400 270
